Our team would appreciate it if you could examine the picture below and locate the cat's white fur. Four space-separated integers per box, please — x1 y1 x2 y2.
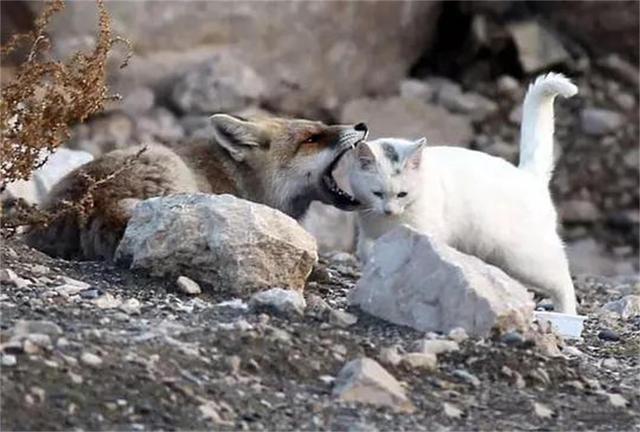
349 73 578 314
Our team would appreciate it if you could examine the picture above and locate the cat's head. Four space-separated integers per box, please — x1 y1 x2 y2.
348 137 426 216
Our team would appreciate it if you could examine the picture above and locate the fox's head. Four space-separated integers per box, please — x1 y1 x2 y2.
210 114 368 219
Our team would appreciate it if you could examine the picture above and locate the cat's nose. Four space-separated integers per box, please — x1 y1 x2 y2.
384 209 393 216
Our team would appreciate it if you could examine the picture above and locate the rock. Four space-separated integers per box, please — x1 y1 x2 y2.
24 334 53 352
400 352 437 370
378 346 403 367
35 2 441 117
607 393 629 408
170 54 265 115
447 327 469 343
597 55 639 88
305 294 330 319
249 288 306 317
93 293 122 309
3 148 94 205
533 401 554 419
80 352 103 367
507 21 570 73
115 194 318 295
302 202 357 253
443 402 463 419
566 238 633 276
560 200 602 223
496 75 521 98
119 86 155 116
11 320 62 338
598 328 620 341
612 92 636 111
349 226 534 337
452 369 481 387
580 108 624 136
333 358 415 413
176 276 202 296
412 339 459 356
135 107 185 144
601 295 640 319
601 358 619 370
70 113 134 156
1 354 17 367
501 331 525 346
329 309 358 328
341 97 473 146
399 79 435 102
436 84 498 121
0 269 30 289
119 298 142 315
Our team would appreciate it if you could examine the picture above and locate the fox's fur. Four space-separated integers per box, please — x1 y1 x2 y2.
350 73 579 314
27 114 367 260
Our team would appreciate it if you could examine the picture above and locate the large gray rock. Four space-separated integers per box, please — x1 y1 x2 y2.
35 1 441 117
341 97 473 146
349 227 535 337
580 108 624 136
333 357 415 413
115 194 318 295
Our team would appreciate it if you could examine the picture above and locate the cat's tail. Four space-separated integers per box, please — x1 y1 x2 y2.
518 73 578 183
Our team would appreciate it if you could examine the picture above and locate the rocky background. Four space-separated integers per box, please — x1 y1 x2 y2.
1 1 639 430
2 1 638 274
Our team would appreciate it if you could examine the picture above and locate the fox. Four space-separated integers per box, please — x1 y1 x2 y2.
26 114 368 260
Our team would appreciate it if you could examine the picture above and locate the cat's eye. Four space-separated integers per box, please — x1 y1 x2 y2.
373 191 384 198
303 133 322 144
397 192 408 198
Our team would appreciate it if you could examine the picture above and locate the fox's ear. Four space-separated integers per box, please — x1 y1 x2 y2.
406 138 426 169
356 142 377 171
210 114 267 162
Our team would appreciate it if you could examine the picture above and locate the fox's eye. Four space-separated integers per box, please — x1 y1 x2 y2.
397 192 408 198
303 134 322 144
373 191 384 198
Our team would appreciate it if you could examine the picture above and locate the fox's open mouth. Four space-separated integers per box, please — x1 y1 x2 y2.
321 147 360 210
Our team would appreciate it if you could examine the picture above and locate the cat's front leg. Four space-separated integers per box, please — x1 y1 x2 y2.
356 231 376 265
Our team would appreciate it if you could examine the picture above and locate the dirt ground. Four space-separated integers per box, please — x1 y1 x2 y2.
1 238 639 431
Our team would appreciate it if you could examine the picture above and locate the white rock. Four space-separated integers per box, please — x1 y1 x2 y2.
508 21 569 73
533 401 554 418
333 357 415 413
413 339 459 356
581 108 624 136
443 402 463 418
447 327 469 343
607 393 629 408
80 352 103 367
328 309 358 328
0 269 30 289
115 194 318 295
93 293 123 309
1 354 17 367
119 298 142 315
400 352 437 370
349 226 535 337
11 320 62 337
249 288 306 317
378 345 403 366
177 276 202 295
399 79 435 102
601 295 640 319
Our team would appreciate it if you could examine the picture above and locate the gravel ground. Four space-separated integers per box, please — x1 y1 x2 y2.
1 238 639 431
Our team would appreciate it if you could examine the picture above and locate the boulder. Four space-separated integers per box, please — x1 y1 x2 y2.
507 21 570 73
349 226 535 337
341 97 473 146
115 194 318 295
333 357 415 413
600 295 640 319
32 1 441 117
580 108 624 136
249 288 306 317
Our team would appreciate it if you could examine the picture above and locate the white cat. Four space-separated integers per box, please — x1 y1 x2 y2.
349 73 578 315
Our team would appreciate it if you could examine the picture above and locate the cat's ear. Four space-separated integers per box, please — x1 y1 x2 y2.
356 142 377 171
406 138 426 169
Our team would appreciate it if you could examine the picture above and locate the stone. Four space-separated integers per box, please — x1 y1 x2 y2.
349 226 534 337
11 320 63 338
533 401 554 419
304 294 330 319
436 84 498 121
70 113 134 156
560 200 602 223
1 354 17 367
447 327 469 343
412 339 459 356
496 75 521 98
249 288 306 317
601 295 640 319
378 346 403 367
0 269 30 289
115 194 318 295
607 393 629 408
399 79 435 102
566 238 632 277
119 86 155 115
119 298 142 315
580 108 624 136
333 357 414 413
80 352 103 367
35 2 441 117
328 309 358 328
613 93 636 111
176 276 202 296
452 369 481 387
135 107 185 144
341 96 473 146
400 352 437 370
508 21 570 73
3 148 94 205
170 54 265 114
598 328 620 341
443 402 463 419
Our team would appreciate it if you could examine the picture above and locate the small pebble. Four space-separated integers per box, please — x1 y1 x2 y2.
79 288 103 300
1 354 17 367
177 276 202 295
501 331 524 346
598 328 620 341
80 352 103 367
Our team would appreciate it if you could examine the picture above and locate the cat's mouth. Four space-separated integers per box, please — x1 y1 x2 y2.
321 147 360 210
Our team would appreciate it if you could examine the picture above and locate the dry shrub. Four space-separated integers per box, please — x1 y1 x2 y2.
0 0 131 191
